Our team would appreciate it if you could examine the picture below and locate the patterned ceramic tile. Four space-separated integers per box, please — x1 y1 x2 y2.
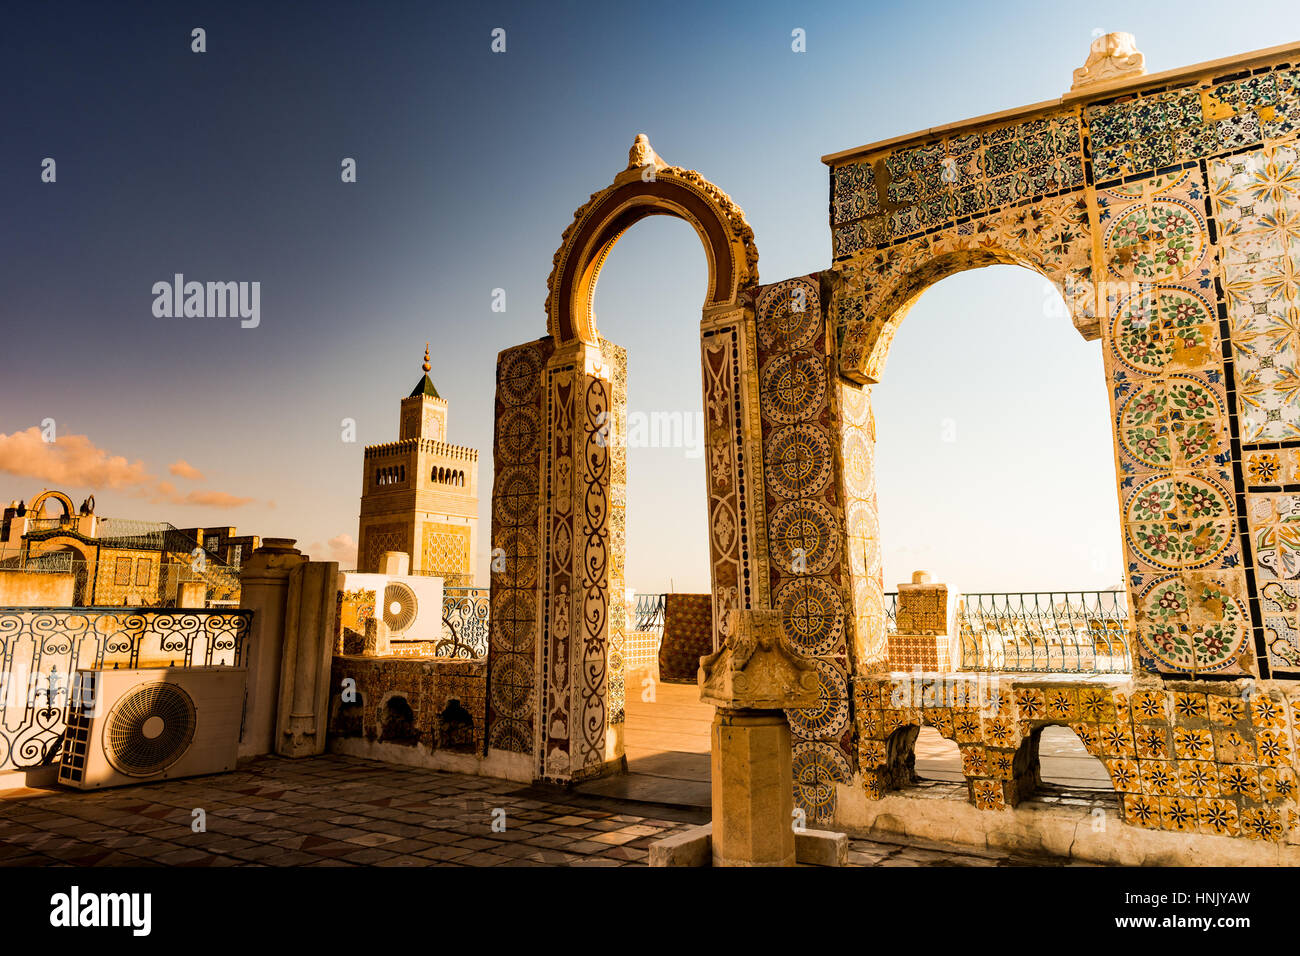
1208 144 1300 441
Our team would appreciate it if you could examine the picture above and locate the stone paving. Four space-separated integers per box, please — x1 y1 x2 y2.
0 754 1091 866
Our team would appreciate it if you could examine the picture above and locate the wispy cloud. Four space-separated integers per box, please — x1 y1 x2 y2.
0 427 152 489
308 533 357 566
168 459 204 481
0 427 254 510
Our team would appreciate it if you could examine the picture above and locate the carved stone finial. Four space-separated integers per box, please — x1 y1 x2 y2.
698 609 819 710
1071 32 1146 91
627 133 665 171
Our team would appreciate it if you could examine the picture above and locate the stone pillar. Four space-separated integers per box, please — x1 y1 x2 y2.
699 609 819 866
275 560 340 757
237 538 307 757
887 571 951 671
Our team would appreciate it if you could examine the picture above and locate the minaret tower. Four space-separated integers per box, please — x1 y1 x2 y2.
356 345 480 582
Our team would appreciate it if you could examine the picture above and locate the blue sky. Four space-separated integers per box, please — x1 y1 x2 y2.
1 0 1294 593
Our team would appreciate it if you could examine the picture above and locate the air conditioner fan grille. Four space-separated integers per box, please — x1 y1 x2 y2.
104 681 197 777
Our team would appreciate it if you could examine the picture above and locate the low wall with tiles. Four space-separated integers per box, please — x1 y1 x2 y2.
325 655 532 779
839 673 1299 858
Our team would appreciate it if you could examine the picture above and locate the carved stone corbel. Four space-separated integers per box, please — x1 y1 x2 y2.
699 608 819 710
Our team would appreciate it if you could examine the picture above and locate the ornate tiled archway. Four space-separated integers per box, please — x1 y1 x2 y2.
485 139 773 783
826 44 1300 682
486 42 1300 843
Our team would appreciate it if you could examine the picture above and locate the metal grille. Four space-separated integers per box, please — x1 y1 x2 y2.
957 591 1132 674
382 582 419 632
439 587 489 659
104 681 196 776
632 593 667 633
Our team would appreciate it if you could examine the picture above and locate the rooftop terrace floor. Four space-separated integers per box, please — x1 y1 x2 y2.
0 753 1099 867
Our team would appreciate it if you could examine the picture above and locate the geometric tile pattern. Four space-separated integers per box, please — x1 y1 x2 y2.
485 339 552 755
755 276 856 823
1209 144 1300 441
833 190 1096 385
829 55 1300 685
821 59 1300 846
361 524 408 580
420 521 471 587
855 674 1299 842
831 114 1085 259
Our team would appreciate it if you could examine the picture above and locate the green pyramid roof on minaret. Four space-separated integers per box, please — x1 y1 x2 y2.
409 343 442 399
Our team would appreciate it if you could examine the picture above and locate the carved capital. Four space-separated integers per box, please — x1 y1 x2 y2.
698 609 819 710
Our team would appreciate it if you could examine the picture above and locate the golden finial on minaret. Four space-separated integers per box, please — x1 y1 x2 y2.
422 343 431 374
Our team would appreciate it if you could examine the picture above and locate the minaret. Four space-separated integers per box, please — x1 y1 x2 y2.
356 345 479 582
399 344 448 441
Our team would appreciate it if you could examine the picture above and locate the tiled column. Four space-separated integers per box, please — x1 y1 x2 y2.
536 341 617 782
485 339 551 757
754 275 858 823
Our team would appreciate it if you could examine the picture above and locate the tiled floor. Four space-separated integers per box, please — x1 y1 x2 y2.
576 671 711 807
0 754 1088 867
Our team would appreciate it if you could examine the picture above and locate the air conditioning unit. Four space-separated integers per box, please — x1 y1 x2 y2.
337 570 444 655
58 666 247 790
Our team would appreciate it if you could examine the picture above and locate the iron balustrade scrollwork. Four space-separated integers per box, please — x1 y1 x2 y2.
957 591 1131 674
439 588 489 659
633 592 666 633
0 606 251 771
0 549 74 573
884 592 898 634
624 592 667 670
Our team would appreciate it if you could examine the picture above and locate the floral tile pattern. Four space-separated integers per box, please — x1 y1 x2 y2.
834 191 1095 384
828 55 1300 687
1097 166 1256 676
1084 66 1300 183
831 114 1084 258
1209 144 1300 442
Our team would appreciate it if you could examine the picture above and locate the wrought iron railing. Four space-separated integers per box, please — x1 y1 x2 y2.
8 518 242 606
884 591 898 634
957 591 1131 674
0 607 252 770
23 517 76 533
439 587 489 659
0 549 74 573
623 592 668 670
633 592 667 633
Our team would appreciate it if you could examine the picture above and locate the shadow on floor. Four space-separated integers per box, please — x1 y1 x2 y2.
574 666 713 808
